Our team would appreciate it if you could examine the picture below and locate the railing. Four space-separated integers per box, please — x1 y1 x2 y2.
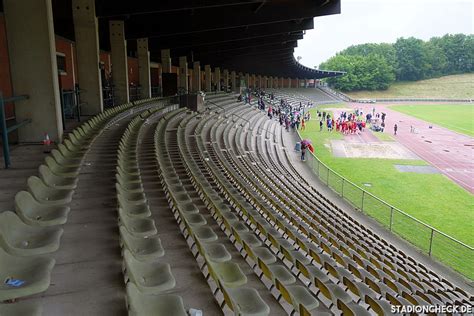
0 92 30 168
296 130 474 278
129 86 142 102
205 99 227 115
151 86 161 98
374 98 472 103
60 87 84 127
103 86 116 109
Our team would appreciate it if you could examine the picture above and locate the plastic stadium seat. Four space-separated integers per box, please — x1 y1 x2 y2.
201 243 232 263
51 150 82 167
242 242 276 266
119 215 157 238
39 165 78 190
193 226 218 243
211 261 248 288
239 232 262 248
117 197 151 219
45 156 80 178
126 283 187 316
115 174 144 192
365 295 393 316
0 211 63 256
315 277 352 309
119 227 164 261
258 258 296 286
14 191 70 227
123 250 176 294
64 138 88 154
115 184 147 205
337 299 371 316
179 203 200 214
275 279 319 314
280 246 311 268
295 259 330 286
58 144 83 160
183 213 207 226
343 276 378 303
219 281 270 316
0 301 42 316
0 247 55 301
27 176 74 206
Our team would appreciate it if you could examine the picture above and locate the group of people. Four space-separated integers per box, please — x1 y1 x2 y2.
315 110 367 135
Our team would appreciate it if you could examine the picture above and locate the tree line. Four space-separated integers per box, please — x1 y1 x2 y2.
319 34 474 91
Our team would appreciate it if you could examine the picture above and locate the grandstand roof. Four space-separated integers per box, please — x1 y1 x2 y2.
48 0 343 78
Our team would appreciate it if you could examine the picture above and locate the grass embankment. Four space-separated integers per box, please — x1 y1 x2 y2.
345 73 474 99
301 104 473 278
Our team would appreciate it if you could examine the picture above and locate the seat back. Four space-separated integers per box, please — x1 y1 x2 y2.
337 299 356 316
365 295 384 316
257 257 273 281
343 276 360 297
275 278 293 306
315 278 332 301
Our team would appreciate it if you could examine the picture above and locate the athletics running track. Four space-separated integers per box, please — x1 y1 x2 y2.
348 102 474 193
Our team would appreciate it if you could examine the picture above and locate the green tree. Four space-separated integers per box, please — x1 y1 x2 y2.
394 37 430 81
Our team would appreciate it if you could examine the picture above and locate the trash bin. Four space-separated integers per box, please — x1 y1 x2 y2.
295 142 301 152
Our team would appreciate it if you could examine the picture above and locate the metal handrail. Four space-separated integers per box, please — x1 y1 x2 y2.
0 92 30 168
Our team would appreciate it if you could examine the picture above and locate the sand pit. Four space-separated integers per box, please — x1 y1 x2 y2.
331 140 419 159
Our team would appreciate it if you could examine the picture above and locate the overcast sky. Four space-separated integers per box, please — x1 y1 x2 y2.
294 0 474 69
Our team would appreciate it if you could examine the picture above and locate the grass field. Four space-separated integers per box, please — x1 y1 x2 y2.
390 104 474 137
345 73 474 99
301 104 473 278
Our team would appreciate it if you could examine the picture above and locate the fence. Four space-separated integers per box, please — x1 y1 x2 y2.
0 92 30 168
297 132 474 279
60 88 83 126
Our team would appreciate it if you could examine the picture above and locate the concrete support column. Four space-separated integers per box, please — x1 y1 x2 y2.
245 73 250 88
304 79 308 88
288 78 292 88
161 49 171 73
4 0 63 142
257 75 261 88
231 71 236 91
280 77 284 88
223 69 229 91
137 38 151 99
215 67 221 92
192 62 201 93
270 77 273 89
252 74 256 89
72 0 103 115
158 66 163 96
179 56 188 93
264 76 268 89
204 65 212 92
109 21 129 104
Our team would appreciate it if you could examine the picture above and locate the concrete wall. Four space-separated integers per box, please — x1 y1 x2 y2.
55 37 76 91
127 56 139 86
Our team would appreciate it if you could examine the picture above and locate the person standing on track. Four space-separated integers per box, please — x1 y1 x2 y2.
394 123 398 135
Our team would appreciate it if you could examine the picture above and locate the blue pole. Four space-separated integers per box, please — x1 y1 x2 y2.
0 91 11 168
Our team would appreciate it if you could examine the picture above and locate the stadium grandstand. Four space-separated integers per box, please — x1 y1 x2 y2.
0 0 472 315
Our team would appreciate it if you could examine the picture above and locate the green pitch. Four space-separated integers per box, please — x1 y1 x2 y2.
390 104 474 137
299 104 473 278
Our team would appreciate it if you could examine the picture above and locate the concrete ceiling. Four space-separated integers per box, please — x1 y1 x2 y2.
36 0 343 78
